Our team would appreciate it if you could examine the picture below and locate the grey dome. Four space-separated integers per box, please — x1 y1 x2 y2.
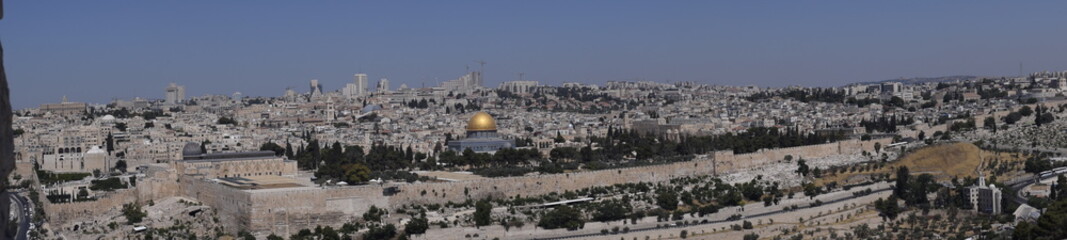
182 142 203 159
361 104 381 114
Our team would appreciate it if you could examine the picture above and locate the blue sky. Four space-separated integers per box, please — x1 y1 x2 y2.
3 1 1067 109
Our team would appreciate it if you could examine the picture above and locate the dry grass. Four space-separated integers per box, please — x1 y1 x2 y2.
816 142 1029 186
894 142 983 178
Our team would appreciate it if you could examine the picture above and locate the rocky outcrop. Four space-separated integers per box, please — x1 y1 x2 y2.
0 0 14 236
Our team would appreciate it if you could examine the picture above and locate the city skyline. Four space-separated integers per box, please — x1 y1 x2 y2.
6 1 1067 108
8 2 1067 239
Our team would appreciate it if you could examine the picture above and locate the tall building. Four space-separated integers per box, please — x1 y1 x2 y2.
344 73 370 98
165 83 185 104
968 175 1002 214
310 79 323 97
499 80 539 95
377 78 390 93
440 71 483 92
39 96 87 115
880 82 903 93
355 73 368 96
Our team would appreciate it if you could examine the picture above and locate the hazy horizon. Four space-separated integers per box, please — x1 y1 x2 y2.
5 1 1067 109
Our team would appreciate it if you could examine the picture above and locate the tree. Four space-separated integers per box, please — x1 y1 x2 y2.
106 132 115 154
1036 112 1055 126
874 197 901 220
1020 106 1034 116
1030 199 1067 239
363 224 397 240
284 142 294 159
115 122 128 131
341 163 371 184
114 160 127 173
894 166 910 200
803 182 820 199
592 199 631 222
905 174 936 206
1005 112 1023 124
795 159 810 177
538 205 585 230
1014 221 1037 240
1057 175 1067 200
217 116 237 125
318 226 340 240
260 142 286 156
363 206 385 222
1024 157 1052 174
122 203 147 224
238 231 256 240
404 214 429 236
656 188 679 210
474 200 492 227
266 234 284 240
852 224 873 239
983 116 996 132
743 233 760 240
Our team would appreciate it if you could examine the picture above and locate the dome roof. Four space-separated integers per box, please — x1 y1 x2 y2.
466 112 497 131
361 104 381 114
182 142 203 158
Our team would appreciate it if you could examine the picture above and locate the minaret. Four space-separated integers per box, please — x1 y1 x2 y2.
325 97 336 123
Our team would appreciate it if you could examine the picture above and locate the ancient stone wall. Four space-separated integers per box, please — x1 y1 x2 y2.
40 189 138 225
136 168 180 202
245 186 387 236
390 157 716 207
711 138 893 173
178 175 251 231
171 138 892 237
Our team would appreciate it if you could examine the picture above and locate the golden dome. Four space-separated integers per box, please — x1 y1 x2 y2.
466 112 497 131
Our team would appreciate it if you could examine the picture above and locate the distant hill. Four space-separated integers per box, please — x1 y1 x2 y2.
854 75 980 85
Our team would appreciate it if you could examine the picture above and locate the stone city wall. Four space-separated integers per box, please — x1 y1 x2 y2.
136 168 181 201
40 189 138 225
234 138 892 236
245 186 388 236
13 162 33 181
390 157 716 207
178 175 252 232
159 138 891 237
712 138 893 173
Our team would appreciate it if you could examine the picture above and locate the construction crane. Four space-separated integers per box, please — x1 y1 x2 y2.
474 60 486 72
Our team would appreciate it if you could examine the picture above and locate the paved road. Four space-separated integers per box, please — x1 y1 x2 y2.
1006 172 1065 205
534 185 892 240
4 191 31 240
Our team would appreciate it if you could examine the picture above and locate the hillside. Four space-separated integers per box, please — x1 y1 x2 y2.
854 75 980 85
